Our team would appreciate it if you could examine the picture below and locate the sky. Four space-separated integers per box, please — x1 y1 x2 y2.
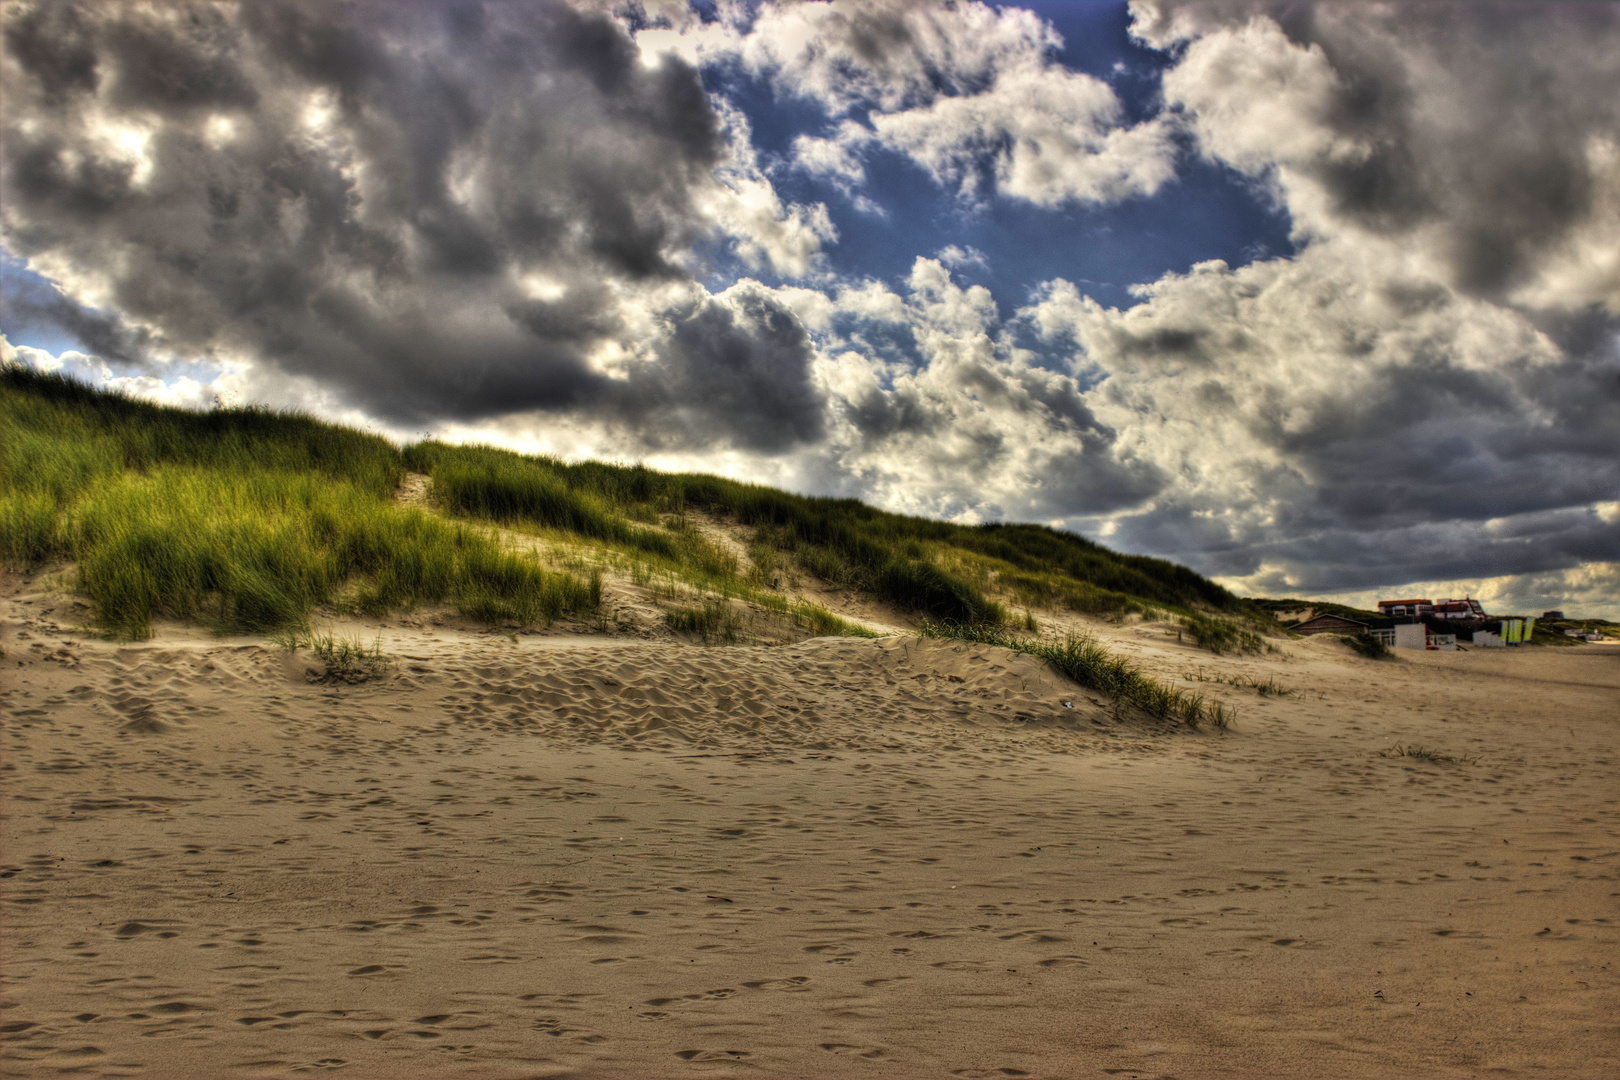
2 0 1617 618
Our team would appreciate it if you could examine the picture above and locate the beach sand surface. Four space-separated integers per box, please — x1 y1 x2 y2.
3 573 1617 1078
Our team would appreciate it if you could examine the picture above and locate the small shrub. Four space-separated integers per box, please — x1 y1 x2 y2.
1180 613 1265 655
1379 742 1475 765
271 627 391 684
1340 632 1391 659
665 599 741 644
1252 675 1293 697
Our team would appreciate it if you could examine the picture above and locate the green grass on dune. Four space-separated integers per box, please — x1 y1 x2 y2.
3 364 1261 644
2 368 595 637
917 620 1233 729
402 440 1258 629
405 440 1000 623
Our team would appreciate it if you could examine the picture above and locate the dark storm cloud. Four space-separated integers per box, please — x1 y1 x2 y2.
1172 505 1620 595
1066 269 1620 592
1143 0 1620 304
0 263 154 367
1269 2 1618 298
627 283 826 453
0 0 826 449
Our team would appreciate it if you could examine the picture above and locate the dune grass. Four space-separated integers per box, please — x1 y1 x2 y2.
2 367 598 637
918 619 1233 729
402 439 1262 631
1379 742 1476 765
406 441 1002 623
66 465 598 638
665 598 742 644
1178 612 1266 655
1182 668 1295 697
270 626 392 683
5 364 1262 643
1340 632 1393 659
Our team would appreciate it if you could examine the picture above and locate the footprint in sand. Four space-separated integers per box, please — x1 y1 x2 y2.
741 976 811 991
820 1043 885 1058
675 1049 750 1061
1269 938 1325 949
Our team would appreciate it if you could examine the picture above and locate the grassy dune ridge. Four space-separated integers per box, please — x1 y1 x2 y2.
2 365 1259 648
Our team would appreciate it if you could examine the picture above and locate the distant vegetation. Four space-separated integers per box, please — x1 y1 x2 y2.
3 365 1261 644
1248 596 1385 623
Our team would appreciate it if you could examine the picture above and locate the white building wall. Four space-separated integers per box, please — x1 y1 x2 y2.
1394 623 1428 650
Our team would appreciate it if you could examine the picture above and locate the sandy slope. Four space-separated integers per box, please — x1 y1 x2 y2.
2 575 1617 1079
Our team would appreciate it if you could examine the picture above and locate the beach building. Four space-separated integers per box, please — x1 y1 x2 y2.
1291 613 1373 636
1394 623 1427 650
1432 597 1488 619
1291 613 1402 647
1500 616 1535 644
1378 598 1433 617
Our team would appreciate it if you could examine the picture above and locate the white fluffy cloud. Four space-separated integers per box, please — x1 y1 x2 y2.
864 66 1176 206
639 0 1060 114
639 0 1178 208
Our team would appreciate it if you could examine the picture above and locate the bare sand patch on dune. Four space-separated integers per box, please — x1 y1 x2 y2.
3 584 1616 1078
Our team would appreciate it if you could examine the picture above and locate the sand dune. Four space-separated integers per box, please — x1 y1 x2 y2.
3 574 1617 1078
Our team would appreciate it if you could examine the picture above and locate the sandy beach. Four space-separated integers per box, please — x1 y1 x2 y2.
3 573 1617 1079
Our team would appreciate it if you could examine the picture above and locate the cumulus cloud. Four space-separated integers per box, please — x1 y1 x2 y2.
1303 559 1620 624
1005 1 1620 603
1 0 833 445
864 65 1177 207
641 0 1178 208
786 258 1166 524
645 0 1061 115
1140 0 1620 311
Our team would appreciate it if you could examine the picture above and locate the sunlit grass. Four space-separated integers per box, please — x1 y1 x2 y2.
2 367 597 638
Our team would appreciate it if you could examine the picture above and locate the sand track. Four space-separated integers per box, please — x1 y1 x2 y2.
3 590 1617 1078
